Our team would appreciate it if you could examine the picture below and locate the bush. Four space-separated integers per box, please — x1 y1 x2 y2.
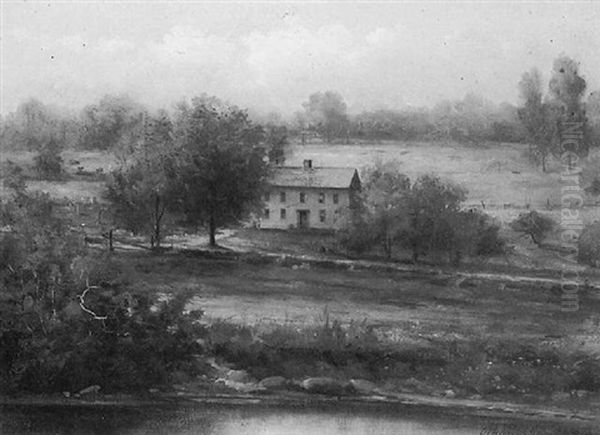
510 210 555 246
336 217 377 255
0 189 206 393
33 139 64 180
446 210 504 264
578 222 600 266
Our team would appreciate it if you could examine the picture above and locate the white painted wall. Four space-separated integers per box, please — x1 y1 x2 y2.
259 187 350 230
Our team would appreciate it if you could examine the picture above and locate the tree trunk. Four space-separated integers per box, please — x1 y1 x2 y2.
108 229 113 252
153 193 161 249
383 230 393 259
412 242 419 263
542 153 547 172
154 221 161 248
209 213 216 247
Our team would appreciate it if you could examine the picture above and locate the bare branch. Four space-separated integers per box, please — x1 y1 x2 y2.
79 280 108 320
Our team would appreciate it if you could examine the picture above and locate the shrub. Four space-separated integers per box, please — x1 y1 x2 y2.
0 189 206 393
447 210 504 264
510 210 555 246
33 139 64 180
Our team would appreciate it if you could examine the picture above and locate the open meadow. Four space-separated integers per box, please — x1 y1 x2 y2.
289 140 566 221
3 140 599 271
1 140 583 226
2 140 561 218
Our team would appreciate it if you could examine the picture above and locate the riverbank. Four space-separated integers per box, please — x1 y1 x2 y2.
1 390 599 433
73 248 600 414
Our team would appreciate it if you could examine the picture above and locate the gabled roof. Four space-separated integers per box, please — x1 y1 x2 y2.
268 166 359 189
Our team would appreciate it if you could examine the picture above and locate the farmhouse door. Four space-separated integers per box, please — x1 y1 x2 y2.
297 210 310 229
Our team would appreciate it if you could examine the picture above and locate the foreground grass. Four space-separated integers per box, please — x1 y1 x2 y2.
105 250 600 405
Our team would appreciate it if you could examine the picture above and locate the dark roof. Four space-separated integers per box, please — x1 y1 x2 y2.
268 166 359 189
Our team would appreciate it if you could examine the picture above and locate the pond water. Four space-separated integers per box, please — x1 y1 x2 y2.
0 402 592 435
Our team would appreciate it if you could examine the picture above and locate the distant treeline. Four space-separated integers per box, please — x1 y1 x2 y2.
348 96 526 143
0 94 525 151
2 57 600 153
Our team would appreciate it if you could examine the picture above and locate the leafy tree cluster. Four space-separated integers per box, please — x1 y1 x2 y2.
0 185 204 393
105 97 270 248
32 138 64 180
509 210 555 247
301 91 350 143
518 56 591 171
338 164 503 264
296 92 526 144
0 99 78 151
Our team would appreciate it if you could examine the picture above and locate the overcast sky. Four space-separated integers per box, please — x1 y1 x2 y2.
1 1 600 116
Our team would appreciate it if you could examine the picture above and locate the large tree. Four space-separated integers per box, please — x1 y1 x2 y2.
174 97 269 246
406 175 467 262
548 56 590 165
0 99 69 151
104 112 178 249
360 162 411 258
303 91 349 143
78 95 145 151
518 58 590 171
517 68 557 172
266 125 288 165
339 170 501 264
33 138 64 180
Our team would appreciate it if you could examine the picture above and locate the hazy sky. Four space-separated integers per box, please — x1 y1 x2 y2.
2 1 600 116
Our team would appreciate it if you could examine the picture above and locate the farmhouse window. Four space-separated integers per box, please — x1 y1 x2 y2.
280 209 286 220
299 192 306 203
333 193 339 204
264 209 270 219
319 210 326 223
318 192 325 203
280 191 286 202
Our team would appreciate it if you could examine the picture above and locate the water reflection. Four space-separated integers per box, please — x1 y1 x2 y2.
0 403 592 435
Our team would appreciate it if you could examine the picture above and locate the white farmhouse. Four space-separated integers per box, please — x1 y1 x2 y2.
260 160 361 230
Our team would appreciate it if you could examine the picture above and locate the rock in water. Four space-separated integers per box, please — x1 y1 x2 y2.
301 377 349 396
226 369 252 383
349 379 378 395
258 376 287 390
78 385 101 396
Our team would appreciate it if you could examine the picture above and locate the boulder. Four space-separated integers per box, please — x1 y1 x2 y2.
258 376 287 390
551 391 571 402
443 389 456 399
349 379 378 395
226 369 252 383
223 380 264 393
402 377 434 394
78 385 101 396
301 377 350 396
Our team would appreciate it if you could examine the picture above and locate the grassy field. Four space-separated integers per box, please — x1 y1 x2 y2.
4 142 600 407
0 149 114 201
128 251 596 341
3 140 597 271
112 249 600 404
0 140 575 217
288 140 559 214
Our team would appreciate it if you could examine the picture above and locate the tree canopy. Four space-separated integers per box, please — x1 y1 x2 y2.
303 91 349 143
173 97 269 246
